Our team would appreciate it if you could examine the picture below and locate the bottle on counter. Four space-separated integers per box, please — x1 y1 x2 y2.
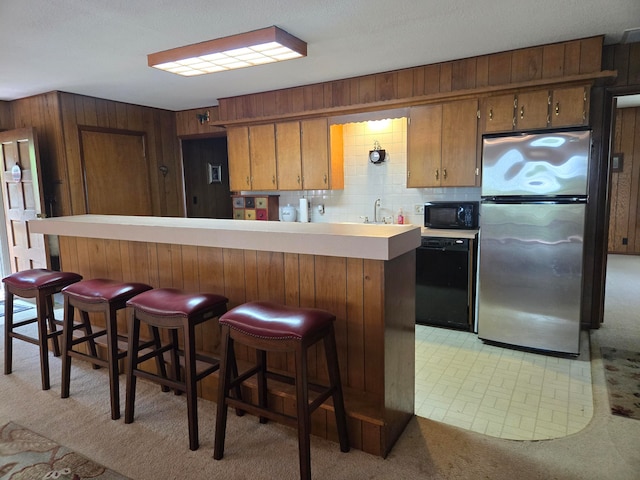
397 208 404 224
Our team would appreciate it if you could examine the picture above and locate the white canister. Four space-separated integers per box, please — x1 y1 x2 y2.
280 204 297 222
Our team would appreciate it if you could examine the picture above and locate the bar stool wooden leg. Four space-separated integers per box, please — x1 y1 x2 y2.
36 291 52 390
294 343 311 480
4 290 14 375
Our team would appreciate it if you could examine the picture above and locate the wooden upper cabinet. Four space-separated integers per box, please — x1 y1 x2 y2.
275 121 302 190
441 99 479 187
515 90 550 130
301 118 330 189
227 126 251 191
248 124 277 190
408 100 478 188
550 86 589 127
483 94 516 133
481 85 591 133
407 104 442 188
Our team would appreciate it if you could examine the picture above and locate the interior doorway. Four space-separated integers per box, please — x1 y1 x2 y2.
182 137 232 219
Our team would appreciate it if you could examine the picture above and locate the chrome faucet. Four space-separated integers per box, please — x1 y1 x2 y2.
374 198 381 223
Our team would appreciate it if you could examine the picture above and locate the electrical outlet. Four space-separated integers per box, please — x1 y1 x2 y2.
414 204 424 215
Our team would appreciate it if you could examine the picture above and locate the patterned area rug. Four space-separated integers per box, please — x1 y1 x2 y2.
0 422 130 480
0 301 33 317
601 347 640 420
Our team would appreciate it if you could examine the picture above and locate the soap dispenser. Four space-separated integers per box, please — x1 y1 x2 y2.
397 208 404 225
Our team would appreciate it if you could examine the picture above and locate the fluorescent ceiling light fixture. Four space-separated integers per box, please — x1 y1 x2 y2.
148 26 307 76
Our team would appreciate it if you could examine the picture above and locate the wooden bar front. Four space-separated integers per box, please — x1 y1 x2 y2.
56 235 416 457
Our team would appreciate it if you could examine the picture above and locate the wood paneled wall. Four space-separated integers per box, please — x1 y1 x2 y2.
608 106 640 253
218 36 603 122
176 106 225 137
10 92 184 217
0 101 12 130
11 92 70 216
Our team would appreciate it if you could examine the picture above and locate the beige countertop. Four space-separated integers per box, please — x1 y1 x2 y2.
420 227 478 239
29 215 421 261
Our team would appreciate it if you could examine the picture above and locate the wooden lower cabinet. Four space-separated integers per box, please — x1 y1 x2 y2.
57 236 415 457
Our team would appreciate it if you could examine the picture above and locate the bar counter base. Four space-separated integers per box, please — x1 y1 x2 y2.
54 234 415 458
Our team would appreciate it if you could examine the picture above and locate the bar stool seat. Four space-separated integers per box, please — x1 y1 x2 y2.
213 301 350 480
125 288 229 451
3 269 83 390
60 278 154 420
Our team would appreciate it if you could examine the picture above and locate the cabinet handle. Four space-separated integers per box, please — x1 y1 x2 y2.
435 169 439 180
555 102 560 116
489 108 493 120
272 175 276 185
246 176 250 186
323 173 327 184
520 106 525 119
407 170 411 178
297 175 300 184
443 168 448 180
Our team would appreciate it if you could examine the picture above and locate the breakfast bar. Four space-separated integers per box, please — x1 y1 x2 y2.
29 215 420 457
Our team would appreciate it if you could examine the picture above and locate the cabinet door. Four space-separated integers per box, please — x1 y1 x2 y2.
516 90 549 130
301 118 329 189
442 99 479 186
550 86 589 127
227 126 251 191
276 121 302 190
249 124 277 191
407 104 442 188
482 94 515 133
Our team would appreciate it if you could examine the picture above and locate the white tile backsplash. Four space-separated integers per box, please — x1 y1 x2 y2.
246 117 481 225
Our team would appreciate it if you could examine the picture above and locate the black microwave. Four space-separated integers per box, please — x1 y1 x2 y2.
424 201 479 229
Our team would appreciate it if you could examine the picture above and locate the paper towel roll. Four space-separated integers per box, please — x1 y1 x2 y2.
299 198 309 222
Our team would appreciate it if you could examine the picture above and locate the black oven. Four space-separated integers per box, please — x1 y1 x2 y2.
424 201 478 229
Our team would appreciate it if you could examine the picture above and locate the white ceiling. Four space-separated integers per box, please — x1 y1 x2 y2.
1 0 639 112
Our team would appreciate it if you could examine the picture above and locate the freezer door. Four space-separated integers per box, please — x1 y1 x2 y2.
481 130 590 197
477 202 584 354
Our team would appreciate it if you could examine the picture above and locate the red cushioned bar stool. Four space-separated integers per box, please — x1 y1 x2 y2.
213 301 350 480
60 278 154 420
124 288 229 451
3 269 83 390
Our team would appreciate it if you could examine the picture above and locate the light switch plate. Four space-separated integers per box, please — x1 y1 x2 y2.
414 204 424 214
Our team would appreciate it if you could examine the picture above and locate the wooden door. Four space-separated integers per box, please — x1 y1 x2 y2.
301 118 329 189
227 126 251 191
442 99 479 186
407 104 442 187
0 127 49 272
80 129 152 215
550 86 589 127
482 94 515 133
276 121 302 190
516 90 550 130
249 124 277 191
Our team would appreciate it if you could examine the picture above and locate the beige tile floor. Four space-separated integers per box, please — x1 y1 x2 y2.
415 324 593 440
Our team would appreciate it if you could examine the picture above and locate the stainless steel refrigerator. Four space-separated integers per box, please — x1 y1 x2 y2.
477 129 591 355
